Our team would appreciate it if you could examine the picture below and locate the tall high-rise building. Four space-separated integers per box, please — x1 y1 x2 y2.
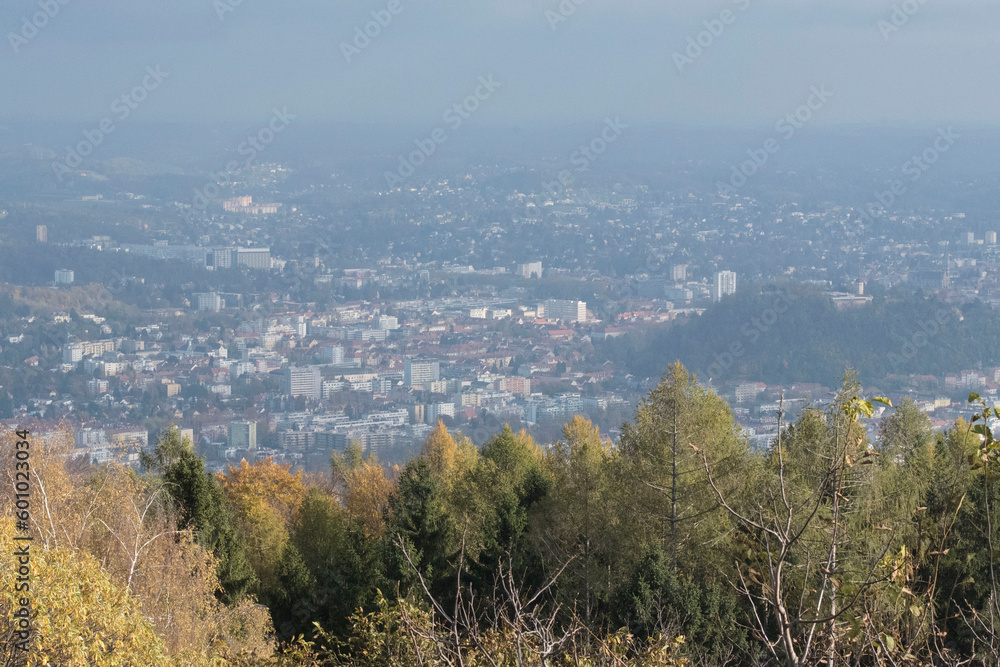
376 315 400 330
36 225 47 243
236 247 271 269
55 269 74 285
63 344 83 364
211 247 234 269
323 345 345 364
427 402 456 423
713 271 737 302
228 421 257 450
411 404 426 424
988 231 998 245
195 292 224 312
671 264 687 282
404 359 440 387
285 366 321 400
543 299 587 322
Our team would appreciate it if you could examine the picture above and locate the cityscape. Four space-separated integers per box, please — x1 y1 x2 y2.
5 0 1000 664
6 147 1000 473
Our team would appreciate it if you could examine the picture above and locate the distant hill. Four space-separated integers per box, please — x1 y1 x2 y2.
606 286 1000 386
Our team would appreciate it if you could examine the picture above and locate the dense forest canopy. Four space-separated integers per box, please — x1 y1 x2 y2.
604 286 997 386
4 363 1000 665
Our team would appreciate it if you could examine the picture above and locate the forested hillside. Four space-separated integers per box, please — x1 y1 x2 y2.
606 287 1000 386
3 364 1000 665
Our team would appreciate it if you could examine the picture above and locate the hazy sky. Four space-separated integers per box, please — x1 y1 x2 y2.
2 0 998 127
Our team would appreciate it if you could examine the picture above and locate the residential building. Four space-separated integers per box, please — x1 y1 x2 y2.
63 344 83 364
236 247 272 270
285 366 321 400
404 359 440 387
498 376 531 396
735 382 766 404
211 247 234 269
376 315 400 330
427 402 455 423
195 292 224 312
713 271 737 302
322 345 345 364
228 421 257 450
543 299 587 322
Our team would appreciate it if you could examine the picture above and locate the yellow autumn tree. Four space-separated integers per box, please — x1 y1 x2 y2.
418 422 480 543
0 426 275 664
330 441 399 540
218 458 308 588
219 458 308 524
0 424 79 552
0 517 170 667
540 416 618 624
344 459 397 540
422 421 458 478
422 421 478 486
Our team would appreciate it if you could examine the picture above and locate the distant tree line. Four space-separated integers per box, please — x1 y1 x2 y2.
605 286 1000 387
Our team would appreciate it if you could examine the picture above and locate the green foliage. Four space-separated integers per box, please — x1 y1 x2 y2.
270 542 316 639
607 287 996 385
469 425 552 590
613 544 747 662
256 590 694 667
141 422 192 473
616 362 749 580
163 446 257 604
536 417 618 624
385 458 456 599
270 487 386 642
23 365 1000 664
331 439 366 483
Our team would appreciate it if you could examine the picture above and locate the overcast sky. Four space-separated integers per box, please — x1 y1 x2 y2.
2 0 997 127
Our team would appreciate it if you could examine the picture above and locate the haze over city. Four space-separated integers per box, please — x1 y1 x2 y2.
4 1 1000 665
3 0 999 125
